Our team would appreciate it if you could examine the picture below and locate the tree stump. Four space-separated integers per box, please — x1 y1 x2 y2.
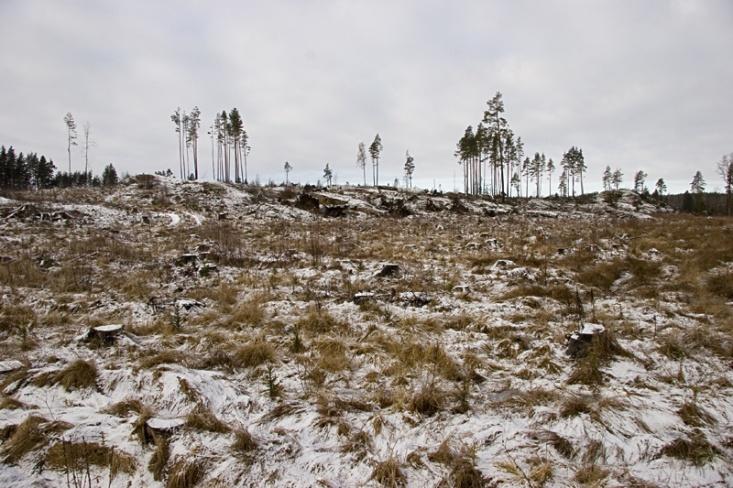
86 324 124 345
566 323 606 358
144 417 185 442
375 263 400 278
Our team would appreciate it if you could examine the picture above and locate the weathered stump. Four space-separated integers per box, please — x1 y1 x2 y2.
375 263 400 278
566 323 606 358
86 324 124 345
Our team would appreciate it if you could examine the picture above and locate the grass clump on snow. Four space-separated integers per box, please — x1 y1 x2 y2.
165 459 206 488
370 456 406 487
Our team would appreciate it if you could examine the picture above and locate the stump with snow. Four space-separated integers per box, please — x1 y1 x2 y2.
566 323 606 358
86 324 124 345
144 417 185 442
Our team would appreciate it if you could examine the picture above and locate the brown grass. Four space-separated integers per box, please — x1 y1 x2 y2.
138 349 189 369
32 359 98 391
408 382 444 416
103 398 145 417
166 459 207 488
45 441 136 477
232 429 258 453
149 436 170 481
231 338 276 368
185 404 230 433
658 429 719 466
677 401 716 427
2 415 72 463
574 464 609 485
371 456 406 487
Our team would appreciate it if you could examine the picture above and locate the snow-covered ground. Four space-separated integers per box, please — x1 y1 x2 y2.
0 177 730 487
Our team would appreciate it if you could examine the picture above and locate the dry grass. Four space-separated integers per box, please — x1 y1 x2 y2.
371 456 406 487
232 429 258 453
1 415 72 463
185 405 230 433
33 359 98 391
45 441 136 476
677 401 716 427
166 459 207 488
231 338 276 368
103 398 145 417
658 430 719 466
573 464 609 485
138 349 189 369
295 306 345 334
408 381 444 416
149 436 170 481
226 297 266 328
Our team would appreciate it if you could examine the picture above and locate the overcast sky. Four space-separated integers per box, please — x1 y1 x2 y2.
1 0 731 193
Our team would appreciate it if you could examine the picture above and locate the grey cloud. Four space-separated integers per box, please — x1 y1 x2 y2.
0 0 731 192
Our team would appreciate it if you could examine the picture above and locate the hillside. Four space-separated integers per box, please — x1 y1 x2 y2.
1 176 732 488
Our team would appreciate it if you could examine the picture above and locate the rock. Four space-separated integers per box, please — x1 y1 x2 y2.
566 323 606 358
375 263 401 278
452 285 471 294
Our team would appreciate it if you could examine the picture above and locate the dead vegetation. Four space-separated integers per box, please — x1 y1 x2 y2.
2 182 732 487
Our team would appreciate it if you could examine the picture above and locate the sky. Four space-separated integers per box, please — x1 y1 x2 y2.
1 0 732 194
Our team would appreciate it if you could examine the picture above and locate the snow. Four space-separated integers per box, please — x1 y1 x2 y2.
0 179 727 487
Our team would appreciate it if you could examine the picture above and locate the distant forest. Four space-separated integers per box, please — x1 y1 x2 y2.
0 145 118 190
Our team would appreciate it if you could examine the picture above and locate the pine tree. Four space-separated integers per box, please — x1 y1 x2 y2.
655 178 667 198
171 108 184 179
529 152 544 198
602 166 612 191
356 142 367 186
510 172 521 197
612 169 623 190
229 108 244 183
369 134 382 187
634 170 648 193
482 92 509 199
546 158 555 196
64 112 77 173
690 171 705 193
284 161 292 185
558 169 568 197
102 163 118 186
403 150 415 189
188 106 201 180
718 153 733 215
323 163 333 186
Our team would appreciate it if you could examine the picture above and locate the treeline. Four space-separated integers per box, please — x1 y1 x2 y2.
0 145 118 190
170 106 250 183
454 92 587 199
